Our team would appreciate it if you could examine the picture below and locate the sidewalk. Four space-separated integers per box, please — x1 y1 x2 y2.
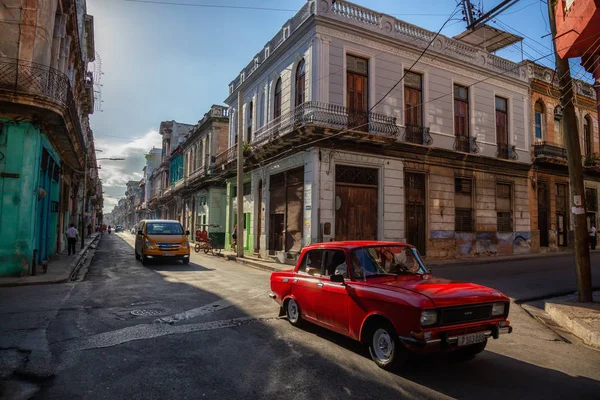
427 249 599 268
217 250 291 273
0 233 100 287
543 291 600 348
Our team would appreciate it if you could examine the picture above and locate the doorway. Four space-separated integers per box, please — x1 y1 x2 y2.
537 181 549 247
334 165 378 241
405 172 426 255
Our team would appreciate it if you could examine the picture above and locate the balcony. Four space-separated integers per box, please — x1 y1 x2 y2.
496 143 518 161
402 125 433 146
533 142 567 165
453 136 480 154
0 57 86 167
252 101 400 147
214 146 238 170
584 154 600 172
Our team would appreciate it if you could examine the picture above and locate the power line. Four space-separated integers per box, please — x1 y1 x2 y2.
369 4 462 112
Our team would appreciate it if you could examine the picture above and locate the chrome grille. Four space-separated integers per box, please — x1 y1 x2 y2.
439 304 493 326
156 243 181 251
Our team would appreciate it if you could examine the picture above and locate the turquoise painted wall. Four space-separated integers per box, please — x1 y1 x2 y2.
0 121 42 276
0 121 61 277
169 154 183 184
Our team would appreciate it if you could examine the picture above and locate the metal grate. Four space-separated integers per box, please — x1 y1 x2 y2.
440 304 494 326
335 165 378 186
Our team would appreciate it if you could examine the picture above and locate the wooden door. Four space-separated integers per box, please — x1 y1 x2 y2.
537 181 549 248
347 72 368 132
334 165 378 241
405 173 426 255
269 214 284 251
556 183 568 247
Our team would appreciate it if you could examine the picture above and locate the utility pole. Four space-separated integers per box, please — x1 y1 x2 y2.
236 90 244 258
548 0 593 302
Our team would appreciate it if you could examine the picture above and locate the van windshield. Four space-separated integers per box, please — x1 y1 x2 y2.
146 222 183 235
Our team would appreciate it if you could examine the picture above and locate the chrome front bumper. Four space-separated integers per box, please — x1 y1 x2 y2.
400 326 512 347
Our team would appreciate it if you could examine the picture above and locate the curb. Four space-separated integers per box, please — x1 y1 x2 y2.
0 235 100 288
217 253 287 273
545 301 600 348
426 251 579 268
515 286 600 304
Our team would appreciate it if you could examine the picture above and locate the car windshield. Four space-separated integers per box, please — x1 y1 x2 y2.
145 222 183 235
350 246 428 279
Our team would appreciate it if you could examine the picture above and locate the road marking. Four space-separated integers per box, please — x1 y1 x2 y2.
154 290 269 324
54 315 278 352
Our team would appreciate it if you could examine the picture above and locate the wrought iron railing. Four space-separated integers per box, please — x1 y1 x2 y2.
453 135 479 154
533 142 567 160
252 101 400 146
0 57 85 148
496 143 518 160
214 145 237 168
402 125 433 146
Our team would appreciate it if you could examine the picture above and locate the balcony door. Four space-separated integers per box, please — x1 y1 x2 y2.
346 55 368 132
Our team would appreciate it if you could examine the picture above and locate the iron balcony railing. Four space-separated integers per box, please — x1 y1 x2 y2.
533 142 567 160
496 143 519 160
402 124 433 146
214 145 238 169
0 57 85 148
251 101 401 147
453 135 480 154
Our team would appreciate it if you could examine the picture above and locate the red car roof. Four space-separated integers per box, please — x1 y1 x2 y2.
303 241 410 250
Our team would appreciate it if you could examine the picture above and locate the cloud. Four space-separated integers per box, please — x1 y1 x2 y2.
95 130 162 213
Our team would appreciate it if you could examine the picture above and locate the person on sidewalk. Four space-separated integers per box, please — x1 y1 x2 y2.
66 223 79 256
231 224 237 250
590 222 597 250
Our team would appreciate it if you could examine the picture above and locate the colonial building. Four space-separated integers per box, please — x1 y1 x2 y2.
218 0 532 261
0 0 100 276
527 61 599 252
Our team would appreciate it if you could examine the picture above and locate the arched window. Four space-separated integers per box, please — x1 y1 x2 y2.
274 78 282 119
259 91 265 128
295 59 306 106
534 101 544 140
246 101 253 143
584 115 592 156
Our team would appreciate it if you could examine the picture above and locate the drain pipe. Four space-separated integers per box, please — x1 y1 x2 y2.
31 249 37 276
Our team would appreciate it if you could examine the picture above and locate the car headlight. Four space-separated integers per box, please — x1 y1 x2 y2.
420 310 438 326
491 302 506 316
144 239 154 249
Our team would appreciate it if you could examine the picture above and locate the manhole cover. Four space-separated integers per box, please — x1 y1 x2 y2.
130 308 166 316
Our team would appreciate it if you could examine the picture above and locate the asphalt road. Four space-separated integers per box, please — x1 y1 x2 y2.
1 233 599 399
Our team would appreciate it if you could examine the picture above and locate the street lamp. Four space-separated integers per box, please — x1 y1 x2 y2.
81 153 124 248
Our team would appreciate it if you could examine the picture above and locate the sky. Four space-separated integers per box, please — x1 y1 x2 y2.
87 0 594 213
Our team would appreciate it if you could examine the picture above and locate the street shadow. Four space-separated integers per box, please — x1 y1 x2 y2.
35 232 600 400
146 261 215 272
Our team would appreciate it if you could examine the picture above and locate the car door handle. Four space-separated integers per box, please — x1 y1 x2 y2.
317 282 324 288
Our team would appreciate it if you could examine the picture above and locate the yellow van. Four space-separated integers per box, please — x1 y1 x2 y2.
135 219 190 265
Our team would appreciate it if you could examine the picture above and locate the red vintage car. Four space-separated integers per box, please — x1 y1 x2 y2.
269 241 512 370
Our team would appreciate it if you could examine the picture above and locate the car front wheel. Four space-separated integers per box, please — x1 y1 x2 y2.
368 324 407 371
286 298 302 327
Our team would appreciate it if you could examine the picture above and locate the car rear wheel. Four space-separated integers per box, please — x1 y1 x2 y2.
368 324 407 371
286 298 302 327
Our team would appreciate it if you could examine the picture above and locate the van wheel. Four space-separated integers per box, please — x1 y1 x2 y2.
141 254 148 265
182 258 189 265
135 251 141 261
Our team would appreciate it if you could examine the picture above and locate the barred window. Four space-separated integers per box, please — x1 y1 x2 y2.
455 178 473 232
496 183 513 232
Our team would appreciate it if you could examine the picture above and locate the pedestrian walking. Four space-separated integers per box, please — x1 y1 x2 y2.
590 222 597 250
231 224 237 250
66 223 79 256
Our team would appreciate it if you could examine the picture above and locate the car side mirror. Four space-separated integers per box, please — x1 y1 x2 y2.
185 230 190 236
137 230 143 236
330 274 345 284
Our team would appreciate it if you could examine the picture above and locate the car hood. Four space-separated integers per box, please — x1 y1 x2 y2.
374 276 506 307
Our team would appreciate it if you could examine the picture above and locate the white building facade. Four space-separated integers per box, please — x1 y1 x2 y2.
222 0 532 260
